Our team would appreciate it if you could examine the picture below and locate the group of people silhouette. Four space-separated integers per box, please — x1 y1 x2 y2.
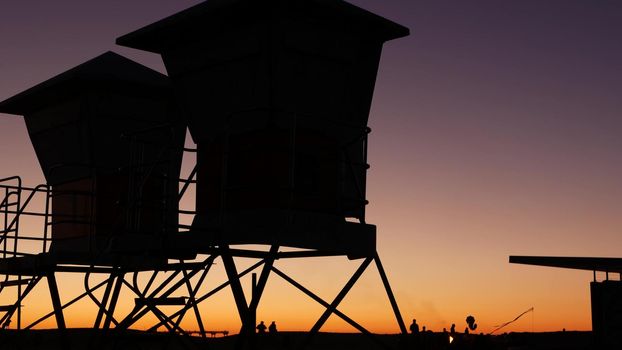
406 316 494 350
256 321 278 334
409 319 470 335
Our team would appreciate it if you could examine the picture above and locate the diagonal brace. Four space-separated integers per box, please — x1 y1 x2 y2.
374 253 407 334
271 266 389 350
146 259 265 332
309 257 372 334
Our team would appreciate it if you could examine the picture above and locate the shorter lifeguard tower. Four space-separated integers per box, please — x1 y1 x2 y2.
0 51 187 329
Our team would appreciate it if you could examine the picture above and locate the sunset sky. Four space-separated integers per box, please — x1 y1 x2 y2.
1 0 622 335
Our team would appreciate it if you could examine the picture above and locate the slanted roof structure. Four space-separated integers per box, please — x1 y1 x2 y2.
510 255 622 273
116 0 409 53
0 51 169 115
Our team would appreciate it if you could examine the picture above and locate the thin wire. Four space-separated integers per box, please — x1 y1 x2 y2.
489 307 534 335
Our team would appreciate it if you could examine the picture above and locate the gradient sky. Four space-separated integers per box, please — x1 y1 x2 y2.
1 0 622 334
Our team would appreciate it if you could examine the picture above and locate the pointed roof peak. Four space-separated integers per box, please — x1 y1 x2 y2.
0 51 169 115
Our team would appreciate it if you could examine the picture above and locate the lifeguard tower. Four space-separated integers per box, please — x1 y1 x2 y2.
116 0 409 341
0 51 187 330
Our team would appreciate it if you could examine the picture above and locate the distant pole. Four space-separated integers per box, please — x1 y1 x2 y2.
17 275 21 329
251 272 257 330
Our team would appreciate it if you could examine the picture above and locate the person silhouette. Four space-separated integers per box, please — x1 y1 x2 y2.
269 321 278 334
450 323 456 334
464 327 469 335
256 321 267 334
409 319 420 334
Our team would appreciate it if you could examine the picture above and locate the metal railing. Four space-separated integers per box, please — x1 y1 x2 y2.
0 177 51 259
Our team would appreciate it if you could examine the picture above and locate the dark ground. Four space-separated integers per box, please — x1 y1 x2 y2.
0 329 595 350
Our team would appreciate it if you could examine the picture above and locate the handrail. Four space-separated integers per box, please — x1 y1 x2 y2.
0 184 48 235
0 184 50 256
0 176 22 186
0 184 47 192
0 177 21 261
0 192 20 209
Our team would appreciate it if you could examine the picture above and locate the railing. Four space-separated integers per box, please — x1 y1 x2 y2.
0 137 191 266
0 177 51 260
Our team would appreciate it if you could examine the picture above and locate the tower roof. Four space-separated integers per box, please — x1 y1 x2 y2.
0 51 169 115
116 0 409 53
510 255 622 273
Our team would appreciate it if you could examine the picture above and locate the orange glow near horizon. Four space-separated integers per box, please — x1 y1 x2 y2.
0 250 596 334
0 102 603 336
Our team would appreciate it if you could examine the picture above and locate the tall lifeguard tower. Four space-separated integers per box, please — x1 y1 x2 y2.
117 0 409 341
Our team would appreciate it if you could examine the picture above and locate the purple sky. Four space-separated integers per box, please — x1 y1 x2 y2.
1 0 621 332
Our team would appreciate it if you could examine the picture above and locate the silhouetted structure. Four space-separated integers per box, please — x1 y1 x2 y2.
117 0 408 257
0 52 190 331
0 0 409 348
510 255 622 348
0 52 184 265
117 0 409 346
